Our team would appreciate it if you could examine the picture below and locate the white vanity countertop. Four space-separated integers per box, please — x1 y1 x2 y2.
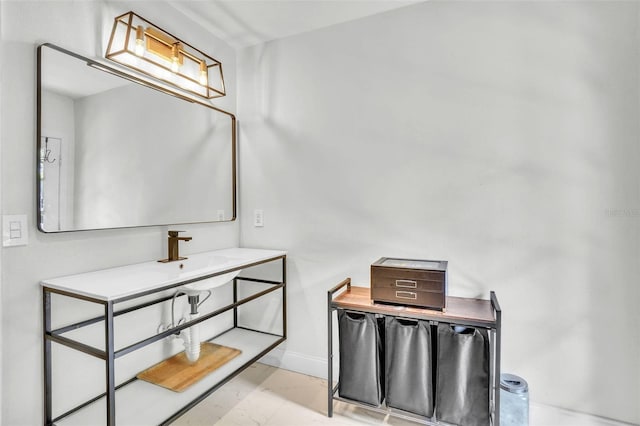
41 247 286 302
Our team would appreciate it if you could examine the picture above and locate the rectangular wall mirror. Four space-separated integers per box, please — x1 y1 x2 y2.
37 43 236 233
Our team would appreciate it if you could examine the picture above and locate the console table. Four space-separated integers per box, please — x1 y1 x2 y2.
327 278 501 425
42 248 286 425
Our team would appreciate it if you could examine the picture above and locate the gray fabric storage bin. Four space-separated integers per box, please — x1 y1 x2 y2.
384 316 434 417
435 323 490 426
338 310 384 406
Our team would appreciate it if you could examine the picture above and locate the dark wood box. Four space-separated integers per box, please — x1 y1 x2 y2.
370 257 447 311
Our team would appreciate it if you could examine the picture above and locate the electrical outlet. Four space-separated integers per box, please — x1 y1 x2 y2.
254 209 264 227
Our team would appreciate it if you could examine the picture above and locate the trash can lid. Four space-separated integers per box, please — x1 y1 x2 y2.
500 373 528 394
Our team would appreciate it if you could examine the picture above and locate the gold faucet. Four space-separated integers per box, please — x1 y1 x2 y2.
158 230 192 263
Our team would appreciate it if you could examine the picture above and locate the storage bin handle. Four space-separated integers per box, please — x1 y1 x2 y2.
450 324 476 334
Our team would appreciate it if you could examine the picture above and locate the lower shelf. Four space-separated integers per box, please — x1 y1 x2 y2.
333 393 456 426
56 328 283 426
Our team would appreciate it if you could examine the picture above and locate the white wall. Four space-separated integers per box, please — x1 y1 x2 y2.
0 1 238 424
238 1 640 423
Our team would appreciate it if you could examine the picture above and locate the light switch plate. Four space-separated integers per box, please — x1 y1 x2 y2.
3 214 28 247
254 209 264 227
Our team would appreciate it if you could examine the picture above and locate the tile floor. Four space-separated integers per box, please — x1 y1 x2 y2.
173 363 630 426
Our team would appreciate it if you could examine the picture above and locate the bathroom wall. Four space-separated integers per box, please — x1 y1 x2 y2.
0 1 238 424
238 1 640 423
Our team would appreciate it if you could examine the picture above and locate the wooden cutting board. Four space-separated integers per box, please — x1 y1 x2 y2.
137 343 241 392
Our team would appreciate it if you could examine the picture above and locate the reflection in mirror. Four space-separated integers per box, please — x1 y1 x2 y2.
37 44 236 233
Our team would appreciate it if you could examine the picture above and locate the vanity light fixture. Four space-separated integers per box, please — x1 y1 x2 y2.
106 11 226 99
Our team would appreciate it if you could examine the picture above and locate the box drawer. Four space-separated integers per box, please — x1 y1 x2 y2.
372 275 444 293
371 287 445 310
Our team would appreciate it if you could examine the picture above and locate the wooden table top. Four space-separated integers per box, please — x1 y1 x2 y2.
332 286 497 327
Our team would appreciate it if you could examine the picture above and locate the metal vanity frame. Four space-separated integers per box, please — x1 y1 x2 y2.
42 254 286 426
327 278 502 425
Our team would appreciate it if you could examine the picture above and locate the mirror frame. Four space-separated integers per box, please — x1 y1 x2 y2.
36 43 236 233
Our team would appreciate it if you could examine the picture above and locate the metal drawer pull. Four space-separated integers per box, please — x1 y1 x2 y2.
395 279 417 288
396 291 417 300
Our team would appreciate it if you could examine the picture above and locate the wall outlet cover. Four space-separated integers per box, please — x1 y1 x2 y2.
3 214 28 247
254 209 264 227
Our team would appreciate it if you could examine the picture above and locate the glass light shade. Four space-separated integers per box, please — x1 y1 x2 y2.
171 44 181 73
134 25 145 56
199 60 208 85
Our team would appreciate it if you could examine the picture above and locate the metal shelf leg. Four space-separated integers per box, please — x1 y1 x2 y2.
105 302 115 426
43 290 52 426
327 297 334 417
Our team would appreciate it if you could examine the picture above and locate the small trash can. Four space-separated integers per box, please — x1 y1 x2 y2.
500 373 529 426
338 310 385 406
384 316 434 417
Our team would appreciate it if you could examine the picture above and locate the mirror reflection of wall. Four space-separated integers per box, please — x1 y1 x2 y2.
39 136 67 231
38 44 235 232
40 84 76 232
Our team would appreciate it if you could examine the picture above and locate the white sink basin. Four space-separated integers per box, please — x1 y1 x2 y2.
164 255 242 295
41 248 287 302
179 270 241 295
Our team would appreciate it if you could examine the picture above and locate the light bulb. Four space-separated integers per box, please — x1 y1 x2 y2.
199 60 208 86
134 26 145 57
171 43 180 73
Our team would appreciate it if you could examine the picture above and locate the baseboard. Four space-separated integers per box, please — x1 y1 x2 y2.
259 347 327 379
530 402 636 426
